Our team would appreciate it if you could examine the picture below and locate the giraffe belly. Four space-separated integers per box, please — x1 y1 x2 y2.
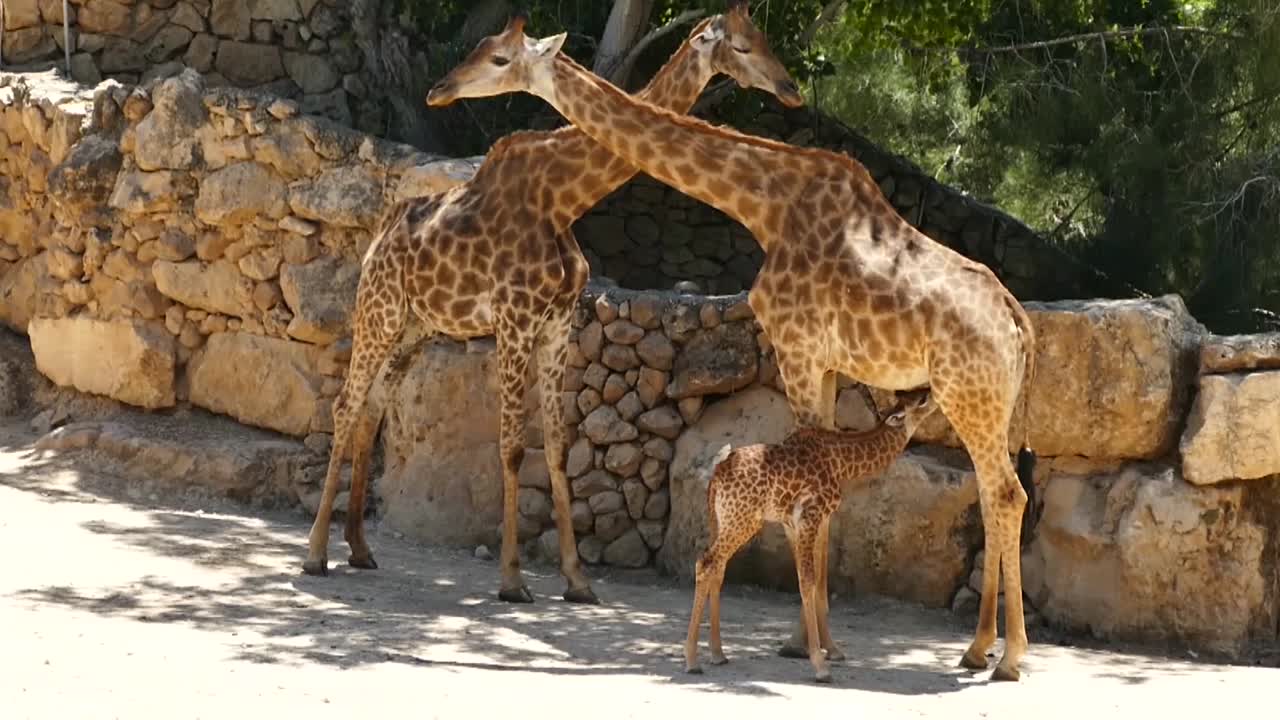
412 292 496 339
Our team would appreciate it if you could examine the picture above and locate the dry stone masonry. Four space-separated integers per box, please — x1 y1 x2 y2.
1 1 367 127
2 66 1279 661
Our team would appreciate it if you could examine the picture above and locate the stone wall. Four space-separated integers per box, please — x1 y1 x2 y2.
1 0 369 127
3 68 1278 660
0 67 472 500
571 102 1084 301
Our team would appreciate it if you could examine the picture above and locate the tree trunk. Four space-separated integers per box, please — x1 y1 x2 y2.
594 0 655 87
350 0 443 152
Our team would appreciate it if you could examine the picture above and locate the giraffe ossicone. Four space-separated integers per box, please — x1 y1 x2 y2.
431 16 1040 681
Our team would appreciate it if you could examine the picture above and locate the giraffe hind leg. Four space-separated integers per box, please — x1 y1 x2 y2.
535 308 597 604
343 328 433 570
304 324 400 576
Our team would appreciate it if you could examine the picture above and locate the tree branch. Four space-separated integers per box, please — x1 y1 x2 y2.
798 0 847 48
955 26 1238 55
607 8 705 86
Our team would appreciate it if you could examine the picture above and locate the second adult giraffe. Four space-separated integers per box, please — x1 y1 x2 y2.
303 3 802 606
429 18 1039 679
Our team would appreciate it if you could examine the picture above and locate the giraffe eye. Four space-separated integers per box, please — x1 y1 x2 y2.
492 56 511 67
732 45 750 54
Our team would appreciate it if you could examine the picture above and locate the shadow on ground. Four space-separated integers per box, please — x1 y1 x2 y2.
0 420 1244 698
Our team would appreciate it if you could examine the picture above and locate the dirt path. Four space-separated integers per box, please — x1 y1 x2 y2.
0 421 1269 719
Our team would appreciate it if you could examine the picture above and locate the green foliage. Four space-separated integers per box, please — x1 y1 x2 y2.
394 0 1280 331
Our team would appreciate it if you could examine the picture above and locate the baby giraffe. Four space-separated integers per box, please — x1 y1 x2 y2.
684 389 938 683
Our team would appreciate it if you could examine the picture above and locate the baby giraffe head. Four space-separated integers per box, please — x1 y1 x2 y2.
882 388 938 437
428 4 804 109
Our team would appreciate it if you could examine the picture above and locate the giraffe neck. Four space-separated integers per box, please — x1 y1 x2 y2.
541 54 850 250
465 24 715 228
824 425 909 482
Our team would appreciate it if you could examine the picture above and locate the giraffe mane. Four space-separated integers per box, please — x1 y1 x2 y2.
551 52 877 186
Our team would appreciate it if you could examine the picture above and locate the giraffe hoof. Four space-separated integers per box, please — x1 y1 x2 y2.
685 665 704 675
562 586 601 604
348 553 378 570
498 585 535 603
814 670 834 684
991 663 1021 682
959 648 990 670
710 654 729 666
825 648 846 662
301 558 329 577
778 643 809 659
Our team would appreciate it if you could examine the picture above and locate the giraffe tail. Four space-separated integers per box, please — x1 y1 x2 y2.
1003 291 1039 547
697 445 733 575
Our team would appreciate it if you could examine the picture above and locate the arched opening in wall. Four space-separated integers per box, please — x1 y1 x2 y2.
564 98 1081 302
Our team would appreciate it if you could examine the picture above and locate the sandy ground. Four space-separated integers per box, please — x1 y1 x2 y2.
0 420 1272 720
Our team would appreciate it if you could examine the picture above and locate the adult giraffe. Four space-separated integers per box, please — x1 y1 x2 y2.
303 3 803 607
428 16 1039 680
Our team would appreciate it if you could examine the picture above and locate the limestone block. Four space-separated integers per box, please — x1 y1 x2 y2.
0 253 48 332
3 1 42 30
1180 371 1280 485
287 166 381 228
214 40 285 86
1026 464 1278 657
282 51 338 94
1199 333 1280 374
195 161 289 225
29 317 175 409
108 168 193 214
152 259 255 318
378 342 503 547
394 157 482 201
47 135 122 215
4 26 56 64
210 0 252 41
896 295 1203 460
666 321 758 399
77 1 132 36
187 332 324 436
278 255 358 344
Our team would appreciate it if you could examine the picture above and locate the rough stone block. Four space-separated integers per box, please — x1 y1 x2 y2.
1180 371 1280 485
187 332 323 436
29 317 175 409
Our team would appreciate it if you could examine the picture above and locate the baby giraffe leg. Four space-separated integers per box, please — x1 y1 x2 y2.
686 550 727 671
708 560 729 666
813 515 843 661
788 521 831 683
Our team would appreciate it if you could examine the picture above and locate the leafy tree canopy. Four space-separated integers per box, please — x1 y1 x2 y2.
397 0 1280 332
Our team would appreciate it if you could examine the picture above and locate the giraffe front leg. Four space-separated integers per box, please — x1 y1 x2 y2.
774 356 837 659
949 401 1030 680
496 327 535 603
536 316 598 604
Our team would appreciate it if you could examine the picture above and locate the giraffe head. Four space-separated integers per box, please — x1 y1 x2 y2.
882 389 937 436
707 0 803 107
427 5 803 109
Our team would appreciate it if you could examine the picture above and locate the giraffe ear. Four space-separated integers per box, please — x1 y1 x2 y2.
529 32 567 58
696 16 726 46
